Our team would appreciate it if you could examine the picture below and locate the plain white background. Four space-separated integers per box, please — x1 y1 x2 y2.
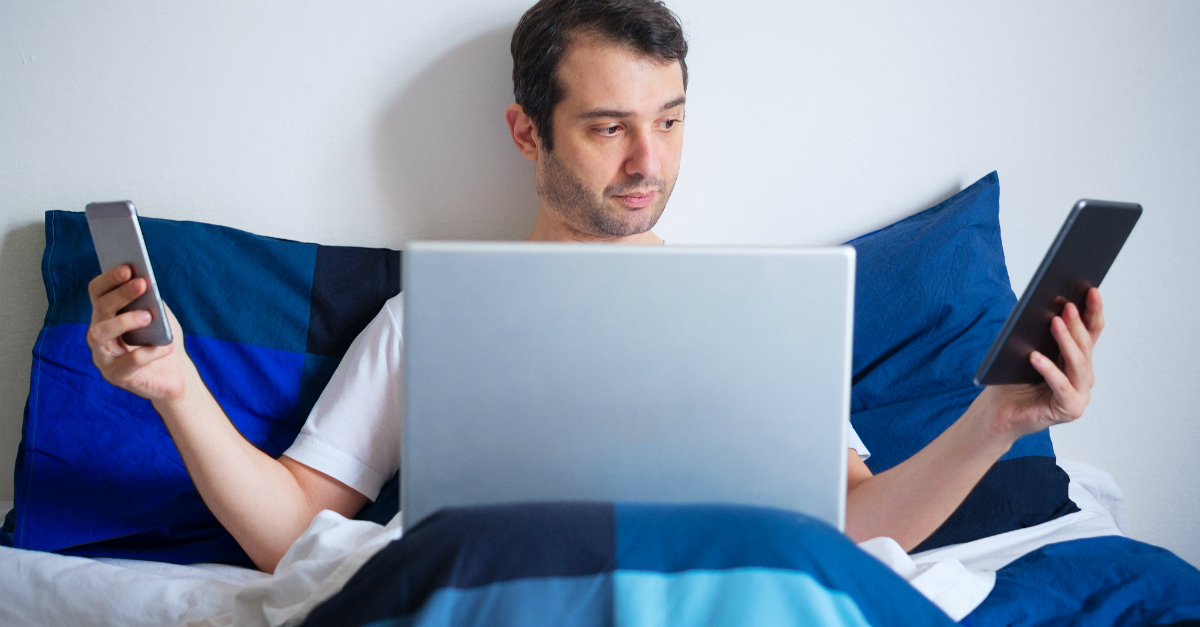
2 1 1197 566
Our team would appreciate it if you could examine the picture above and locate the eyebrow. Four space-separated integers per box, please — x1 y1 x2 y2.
662 96 687 111
578 96 687 120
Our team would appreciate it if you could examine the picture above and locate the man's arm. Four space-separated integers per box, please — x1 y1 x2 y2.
87 265 367 572
843 288 1104 551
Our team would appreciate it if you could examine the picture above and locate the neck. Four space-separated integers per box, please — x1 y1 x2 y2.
526 204 664 245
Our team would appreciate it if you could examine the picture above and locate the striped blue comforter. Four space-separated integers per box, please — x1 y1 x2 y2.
301 502 955 627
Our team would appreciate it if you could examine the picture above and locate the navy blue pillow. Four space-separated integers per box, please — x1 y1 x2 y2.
847 172 1077 552
5 211 400 565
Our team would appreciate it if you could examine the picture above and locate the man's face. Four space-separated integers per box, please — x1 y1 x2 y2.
536 37 686 239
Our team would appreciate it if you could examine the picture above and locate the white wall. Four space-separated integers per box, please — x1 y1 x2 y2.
3 1 1197 566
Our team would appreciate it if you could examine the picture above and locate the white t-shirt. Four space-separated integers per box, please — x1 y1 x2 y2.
283 293 871 501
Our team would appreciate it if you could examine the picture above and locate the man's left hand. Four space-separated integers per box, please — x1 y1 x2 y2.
983 287 1105 438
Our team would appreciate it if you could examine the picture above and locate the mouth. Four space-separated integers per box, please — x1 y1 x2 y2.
613 190 658 209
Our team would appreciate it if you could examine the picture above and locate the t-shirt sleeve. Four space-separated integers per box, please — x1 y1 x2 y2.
283 294 404 501
847 421 870 462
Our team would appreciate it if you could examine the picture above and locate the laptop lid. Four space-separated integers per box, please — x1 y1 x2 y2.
401 243 855 530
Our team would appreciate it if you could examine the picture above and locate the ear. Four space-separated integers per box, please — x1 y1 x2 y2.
506 104 541 162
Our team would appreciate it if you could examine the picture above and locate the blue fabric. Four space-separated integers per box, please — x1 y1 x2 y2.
9 210 400 565
15 323 303 558
387 575 613 627
845 172 1076 551
301 502 955 627
0 506 14 547
613 569 873 627
613 504 942 626
965 535 1200 627
40 213 318 350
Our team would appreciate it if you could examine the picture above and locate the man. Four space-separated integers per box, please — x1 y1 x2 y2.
85 0 1103 573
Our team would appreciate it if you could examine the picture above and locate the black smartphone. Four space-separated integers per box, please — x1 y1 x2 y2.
84 201 173 346
973 199 1142 386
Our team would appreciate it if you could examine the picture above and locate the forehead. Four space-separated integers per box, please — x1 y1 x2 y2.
555 36 685 116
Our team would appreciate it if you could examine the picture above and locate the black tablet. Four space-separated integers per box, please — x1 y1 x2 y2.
973 199 1142 386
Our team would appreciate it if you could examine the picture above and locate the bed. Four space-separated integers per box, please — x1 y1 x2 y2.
3 172 1200 626
3 459 1198 626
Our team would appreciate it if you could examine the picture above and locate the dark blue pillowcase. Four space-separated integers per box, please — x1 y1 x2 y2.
847 171 1077 552
6 211 400 565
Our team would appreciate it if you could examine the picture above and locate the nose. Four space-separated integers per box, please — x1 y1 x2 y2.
624 128 662 181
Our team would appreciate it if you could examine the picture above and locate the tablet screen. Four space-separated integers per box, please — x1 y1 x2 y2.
973 199 1141 386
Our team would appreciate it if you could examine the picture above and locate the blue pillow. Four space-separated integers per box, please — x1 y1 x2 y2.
847 172 1078 552
4 211 400 565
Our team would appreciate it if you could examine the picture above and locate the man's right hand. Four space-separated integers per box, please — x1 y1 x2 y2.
84 263 367 573
86 264 192 403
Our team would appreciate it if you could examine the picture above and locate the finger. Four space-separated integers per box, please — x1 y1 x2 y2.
87 310 153 353
103 343 175 382
91 276 148 322
87 264 133 299
1061 302 1094 361
1050 314 1087 377
1030 351 1082 419
87 265 134 303
1053 314 1095 392
1083 287 1105 344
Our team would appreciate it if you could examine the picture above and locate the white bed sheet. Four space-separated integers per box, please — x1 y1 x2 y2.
0 459 1129 627
860 458 1127 620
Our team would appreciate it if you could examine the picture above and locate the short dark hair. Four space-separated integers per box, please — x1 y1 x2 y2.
511 0 688 153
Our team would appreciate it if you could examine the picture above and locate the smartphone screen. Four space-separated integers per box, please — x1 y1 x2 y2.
85 201 173 346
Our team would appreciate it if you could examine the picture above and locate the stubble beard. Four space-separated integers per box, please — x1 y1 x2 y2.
538 150 673 238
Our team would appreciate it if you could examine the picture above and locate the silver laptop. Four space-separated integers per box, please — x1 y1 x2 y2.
401 242 855 530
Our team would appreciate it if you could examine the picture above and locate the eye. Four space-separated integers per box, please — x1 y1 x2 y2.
661 118 681 130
